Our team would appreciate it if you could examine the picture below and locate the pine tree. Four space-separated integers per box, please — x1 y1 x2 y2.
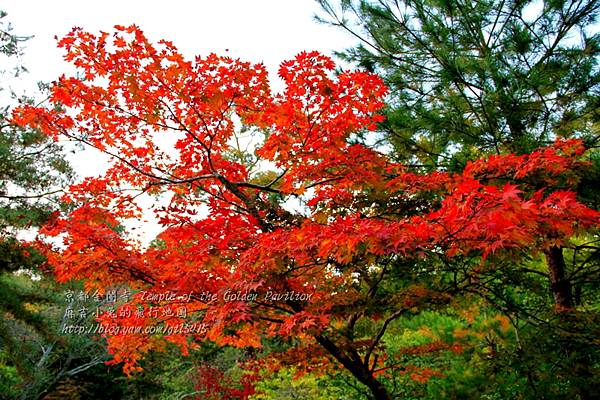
316 0 600 169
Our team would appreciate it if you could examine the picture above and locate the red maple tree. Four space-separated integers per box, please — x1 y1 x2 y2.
13 26 599 399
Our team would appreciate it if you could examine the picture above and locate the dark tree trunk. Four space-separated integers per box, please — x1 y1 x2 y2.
545 246 573 309
544 247 598 399
315 334 391 400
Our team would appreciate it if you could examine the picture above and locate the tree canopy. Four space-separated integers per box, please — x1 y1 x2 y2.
12 24 600 399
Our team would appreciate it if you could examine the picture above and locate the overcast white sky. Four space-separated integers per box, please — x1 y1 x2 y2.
3 0 355 89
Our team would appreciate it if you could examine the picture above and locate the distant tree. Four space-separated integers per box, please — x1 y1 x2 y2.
0 11 112 400
0 9 72 280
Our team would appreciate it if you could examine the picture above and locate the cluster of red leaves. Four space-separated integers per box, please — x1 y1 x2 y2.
12 26 599 376
248 342 333 379
373 340 461 381
405 366 446 384
192 362 258 400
